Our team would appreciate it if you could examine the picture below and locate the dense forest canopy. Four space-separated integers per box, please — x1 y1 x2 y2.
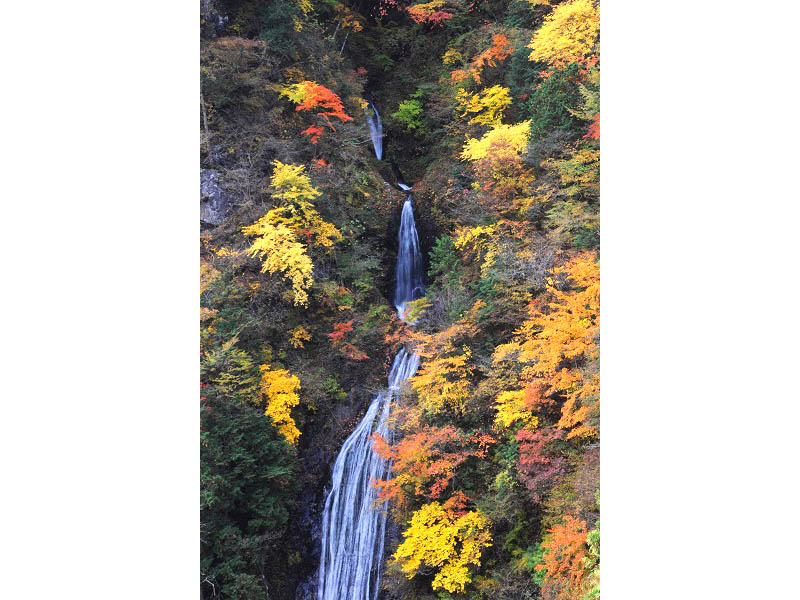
200 0 599 598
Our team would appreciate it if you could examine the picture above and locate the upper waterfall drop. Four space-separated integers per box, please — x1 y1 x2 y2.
394 196 425 319
367 103 383 160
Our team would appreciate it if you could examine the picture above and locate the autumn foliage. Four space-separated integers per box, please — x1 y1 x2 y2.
393 501 492 593
461 121 534 209
242 222 314 306
201 0 601 596
461 121 530 162
328 319 369 361
372 426 496 514
451 33 513 85
517 427 567 502
535 516 591 600
263 161 342 249
494 253 599 438
280 80 353 142
407 0 454 26
456 85 512 126
527 0 600 67
300 125 325 143
409 302 483 417
243 162 341 306
257 364 302 444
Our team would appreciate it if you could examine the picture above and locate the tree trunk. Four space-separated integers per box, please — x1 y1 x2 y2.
200 89 211 156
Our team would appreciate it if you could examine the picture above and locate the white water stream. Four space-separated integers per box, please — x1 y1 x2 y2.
394 197 425 319
367 103 383 161
317 158 425 599
316 349 419 600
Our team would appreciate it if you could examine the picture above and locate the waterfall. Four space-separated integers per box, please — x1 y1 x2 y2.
367 103 383 160
394 196 425 319
317 350 420 600
317 195 425 600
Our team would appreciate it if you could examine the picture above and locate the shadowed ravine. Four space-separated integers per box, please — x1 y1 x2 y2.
316 107 425 600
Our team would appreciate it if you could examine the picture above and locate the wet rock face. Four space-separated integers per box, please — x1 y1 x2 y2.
295 575 316 600
292 487 323 597
200 169 234 226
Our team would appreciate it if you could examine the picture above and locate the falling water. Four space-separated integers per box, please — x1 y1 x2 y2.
394 196 425 319
367 103 383 160
317 349 420 600
317 194 425 600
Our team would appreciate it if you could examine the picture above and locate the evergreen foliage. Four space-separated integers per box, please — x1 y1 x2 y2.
200 395 298 599
525 63 583 139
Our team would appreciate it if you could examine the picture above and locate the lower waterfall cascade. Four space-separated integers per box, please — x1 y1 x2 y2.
316 349 419 600
317 109 425 599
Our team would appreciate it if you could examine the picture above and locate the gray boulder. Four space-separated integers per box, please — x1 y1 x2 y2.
200 169 234 226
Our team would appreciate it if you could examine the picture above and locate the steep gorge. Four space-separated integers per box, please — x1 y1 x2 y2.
201 1 600 599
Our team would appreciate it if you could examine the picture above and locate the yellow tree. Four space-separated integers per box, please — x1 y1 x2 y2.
243 162 341 306
456 85 512 126
461 122 534 212
291 0 313 31
454 223 500 278
258 161 342 249
493 253 599 438
461 121 531 162
495 390 539 429
527 0 600 66
393 501 492 593
257 364 302 444
288 325 311 348
242 221 313 306
410 301 483 418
